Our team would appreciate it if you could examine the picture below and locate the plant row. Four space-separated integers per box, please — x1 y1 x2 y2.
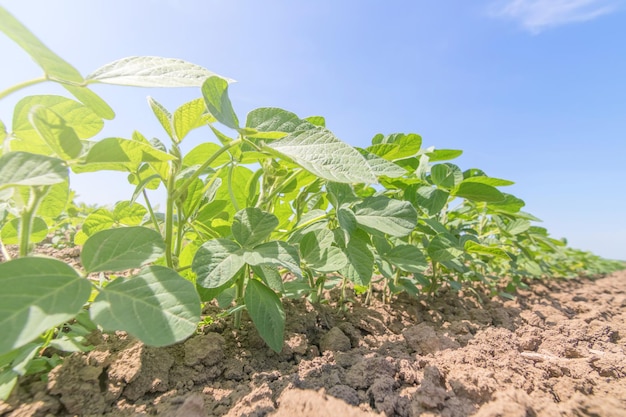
0 6 622 400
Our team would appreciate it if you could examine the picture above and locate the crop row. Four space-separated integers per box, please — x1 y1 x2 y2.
0 6 622 400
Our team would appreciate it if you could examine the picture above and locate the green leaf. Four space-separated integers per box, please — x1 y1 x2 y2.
201 76 239 129
245 107 315 134
251 265 284 293
464 241 511 260
337 206 357 238
214 166 256 215
81 226 165 273
461 176 514 187
384 244 428 272
147 97 174 140
304 115 325 127
61 84 115 120
0 368 18 401
0 6 83 83
243 241 302 279
428 234 464 262
192 239 245 288
232 208 278 248
453 181 504 202
13 95 103 140
36 180 69 218
183 142 232 168
340 234 374 286
28 106 84 160
500 218 531 236
267 127 377 184
244 279 285 352
357 149 407 179
411 186 449 216
365 133 422 161
90 266 200 346
426 149 463 162
174 98 215 141
112 201 147 225
1 217 47 245
487 193 525 213
87 56 234 87
0 152 67 189
431 163 463 189
76 137 174 173
300 232 348 273
353 196 417 237
81 208 115 236
0 257 90 355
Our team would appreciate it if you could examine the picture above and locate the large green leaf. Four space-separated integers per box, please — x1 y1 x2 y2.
383 245 428 273
300 232 348 273
183 142 232 168
428 234 464 262
245 107 315 136
174 98 215 141
411 186 449 216
487 193 525 213
90 266 200 346
36 180 69 218
464 241 511 260
243 241 302 279
267 127 377 184
86 56 233 87
431 163 463 189
192 239 245 288
13 95 103 140
357 149 407 179
353 196 417 237
0 6 83 83
201 76 239 129
340 235 374 286
75 137 174 173
453 181 504 202
232 208 278 248
0 152 67 190
244 279 285 352
28 106 84 160
81 227 165 273
365 133 422 161
0 257 91 355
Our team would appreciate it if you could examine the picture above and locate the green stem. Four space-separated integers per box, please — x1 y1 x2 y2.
260 169 301 209
174 200 185 259
0 76 48 100
172 138 243 201
164 172 177 269
227 162 240 212
234 266 248 329
142 189 160 232
19 186 48 257
278 213 329 239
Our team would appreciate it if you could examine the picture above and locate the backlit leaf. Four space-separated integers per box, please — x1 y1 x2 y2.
0 152 67 189
87 56 233 87
232 208 278 248
267 127 377 184
202 76 239 129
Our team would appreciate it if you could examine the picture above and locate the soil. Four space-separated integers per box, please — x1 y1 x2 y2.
1 245 625 417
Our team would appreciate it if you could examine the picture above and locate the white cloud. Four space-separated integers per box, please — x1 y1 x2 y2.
490 0 621 33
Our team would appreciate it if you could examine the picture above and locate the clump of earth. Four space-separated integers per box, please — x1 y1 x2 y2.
1 246 624 416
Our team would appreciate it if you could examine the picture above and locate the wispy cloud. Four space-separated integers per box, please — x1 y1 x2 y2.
489 0 621 33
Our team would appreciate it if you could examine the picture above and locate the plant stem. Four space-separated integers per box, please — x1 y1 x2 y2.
174 200 185 259
227 162 240 212
19 186 48 257
164 169 177 268
172 138 243 201
0 239 11 261
234 267 247 329
142 189 160 232
0 76 48 100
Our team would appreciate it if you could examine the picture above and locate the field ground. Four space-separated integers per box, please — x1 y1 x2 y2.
1 247 624 417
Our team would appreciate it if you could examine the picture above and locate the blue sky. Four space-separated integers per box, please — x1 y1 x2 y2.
0 1 624 260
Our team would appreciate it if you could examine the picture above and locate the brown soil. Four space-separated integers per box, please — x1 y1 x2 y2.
1 247 625 417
